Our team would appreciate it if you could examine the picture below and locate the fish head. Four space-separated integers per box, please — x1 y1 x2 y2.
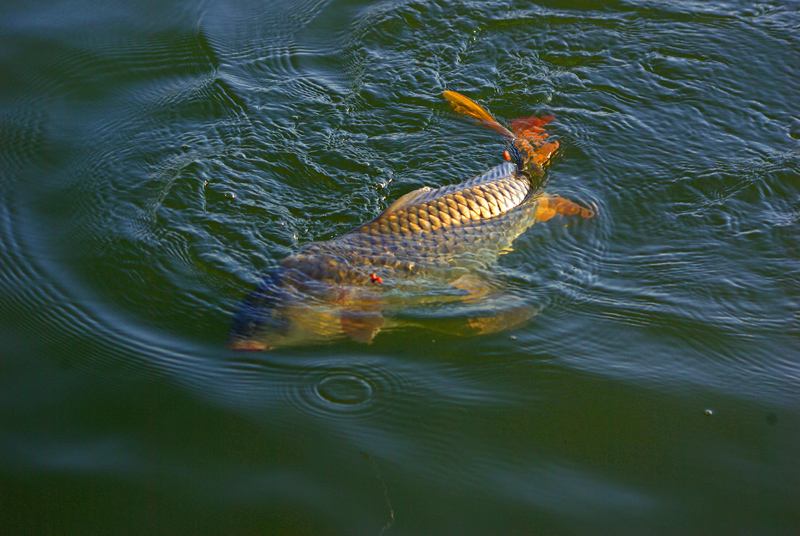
228 269 343 351
228 272 287 351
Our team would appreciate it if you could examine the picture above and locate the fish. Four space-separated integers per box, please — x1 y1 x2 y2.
229 91 594 351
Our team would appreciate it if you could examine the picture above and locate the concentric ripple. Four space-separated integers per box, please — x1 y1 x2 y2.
284 361 407 422
315 374 374 407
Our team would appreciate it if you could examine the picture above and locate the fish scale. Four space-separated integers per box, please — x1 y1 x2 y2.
360 163 529 237
229 91 579 350
280 163 542 284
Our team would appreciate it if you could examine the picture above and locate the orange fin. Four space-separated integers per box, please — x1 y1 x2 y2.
449 273 494 301
467 305 537 335
340 311 384 344
530 140 559 167
534 194 595 222
510 114 558 165
510 115 555 138
442 90 514 139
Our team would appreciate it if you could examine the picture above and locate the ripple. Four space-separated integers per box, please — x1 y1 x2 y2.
283 361 407 422
1 0 797 417
1 2 800 532
0 109 46 182
315 374 374 407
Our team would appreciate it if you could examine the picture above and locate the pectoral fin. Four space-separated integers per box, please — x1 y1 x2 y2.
340 311 384 344
467 305 537 335
426 303 538 337
449 274 536 334
449 273 494 301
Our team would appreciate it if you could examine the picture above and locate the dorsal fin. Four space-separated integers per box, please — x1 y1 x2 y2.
377 164 518 219
384 186 433 213
459 162 517 188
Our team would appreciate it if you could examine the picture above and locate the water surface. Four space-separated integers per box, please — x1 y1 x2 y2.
1 0 798 533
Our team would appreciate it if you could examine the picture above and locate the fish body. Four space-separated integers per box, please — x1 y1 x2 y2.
229 92 592 350
284 162 537 282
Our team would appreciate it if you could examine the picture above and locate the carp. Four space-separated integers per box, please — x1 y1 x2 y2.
229 91 593 351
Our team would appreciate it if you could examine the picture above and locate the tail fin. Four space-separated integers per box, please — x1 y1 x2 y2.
509 114 560 167
442 90 559 169
442 90 514 139
510 115 555 144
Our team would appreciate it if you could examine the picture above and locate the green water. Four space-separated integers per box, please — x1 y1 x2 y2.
1 0 798 533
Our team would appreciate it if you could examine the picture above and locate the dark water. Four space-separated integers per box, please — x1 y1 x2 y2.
1 0 798 532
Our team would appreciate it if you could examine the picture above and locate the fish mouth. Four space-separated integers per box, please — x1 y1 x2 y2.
228 339 271 352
